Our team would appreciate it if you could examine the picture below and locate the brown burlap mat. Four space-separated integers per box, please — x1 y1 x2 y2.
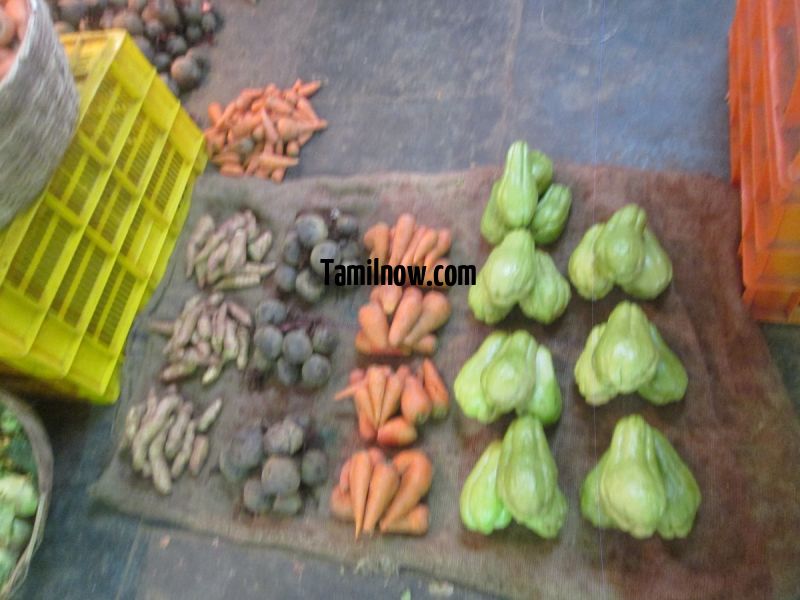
93 166 800 599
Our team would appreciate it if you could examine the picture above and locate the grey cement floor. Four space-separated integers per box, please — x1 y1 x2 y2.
17 1 800 598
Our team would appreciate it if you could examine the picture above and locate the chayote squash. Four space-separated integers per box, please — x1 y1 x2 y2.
531 184 572 245
459 441 512 535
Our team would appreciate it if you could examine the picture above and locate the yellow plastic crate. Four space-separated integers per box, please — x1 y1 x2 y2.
0 30 206 404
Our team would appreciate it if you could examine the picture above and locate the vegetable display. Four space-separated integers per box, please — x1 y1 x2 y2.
204 80 326 182
0 0 28 81
220 416 327 517
580 414 701 539
362 213 452 279
356 287 450 356
469 229 570 325
454 330 561 425
120 388 222 494
568 203 673 301
0 405 38 584
184 209 275 290
49 0 221 95
277 209 362 304
249 298 338 390
330 448 432 538
574 301 687 406
460 416 566 538
151 292 253 386
334 361 449 447
480 141 571 246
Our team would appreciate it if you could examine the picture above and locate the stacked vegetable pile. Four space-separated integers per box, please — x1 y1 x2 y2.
580 415 700 539
457 140 701 542
357 287 450 356
362 213 452 277
574 301 688 406
219 416 329 517
334 361 449 447
49 0 221 95
0 0 27 80
184 209 275 290
151 292 253 385
331 449 432 538
204 80 326 182
569 204 673 301
276 209 361 303
0 406 38 583
250 297 338 390
454 330 561 425
120 389 222 494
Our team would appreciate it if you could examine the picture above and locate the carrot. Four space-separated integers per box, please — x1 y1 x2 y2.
259 109 279 143
380 450 433 530
425 228 452 265
421 359 449 418
357 301 390 349
400 374 431 424
283 89 299 105
388 214 416 266
258 153 298 169
330 486 354 522
376 417 417 447
375 285 404 316
403 292 451 346
400 226 427 266
220 164 244 177
358 411 377 442
366 366 387 427
412 334 438 355
381 504 429 536
363 223 390 263
338 457 352 492
362 462 400 535
350 451 373 539
235 88 262 111
367 447 386 466
412 229 439 266
298 132 313 146
350 368 366 384
265 96 295 115
353 385 374 427
207 102 223 125
286 140 300 157
380 365 409 426
295 96 320 122
298 80 322 97
333 379 365 401
388 288 423 347
276 117 327 141
355 331 410 357
271 168 286 183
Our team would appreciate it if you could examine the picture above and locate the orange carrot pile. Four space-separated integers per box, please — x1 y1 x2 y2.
362 213 451 281
330 448 432 538
0 0 28 80
355 287 451 356
203 79 326 183
335 361 449 447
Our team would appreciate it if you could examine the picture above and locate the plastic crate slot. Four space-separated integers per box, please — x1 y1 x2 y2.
66 152 104 217
99 270 137 347
88 177 135 245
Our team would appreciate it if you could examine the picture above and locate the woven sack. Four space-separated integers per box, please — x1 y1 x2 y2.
0 0 78 229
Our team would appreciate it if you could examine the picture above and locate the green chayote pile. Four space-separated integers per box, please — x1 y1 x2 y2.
460 416 567 538
574 301 687 406
454 330 561 425
580 414 701 539
568 204 672 301
481 141 572 246
468 230 571 325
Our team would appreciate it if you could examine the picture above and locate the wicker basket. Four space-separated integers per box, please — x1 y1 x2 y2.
0 0 78 229
0 391 52 599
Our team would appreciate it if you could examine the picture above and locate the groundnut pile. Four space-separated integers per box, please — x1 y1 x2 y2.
48 0 222 95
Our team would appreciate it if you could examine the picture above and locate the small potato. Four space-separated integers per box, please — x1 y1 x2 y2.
133 35 155 62
274 264 297 294
281 231 303 266
112 10 143 35
165 34 188 57
200 10 217 33
275 357 299 387
153 52 171 73
338 239 362 261
261 456 300 496
170 55 201 91
242 477 271 514
282 329 312 365
311 325 338 355
300 354 331 388
219 425 263 484
263 419 304 456
272 493 302 516
333 213 359 238
294 269 324 304
253 326 283 360
255 298 287 326
309 240 340 277
300 449 328 487
295 214 328 249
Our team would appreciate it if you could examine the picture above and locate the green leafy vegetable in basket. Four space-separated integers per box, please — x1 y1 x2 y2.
454 330 562 425
468 230 571 325
574 301 687 405
580 414 701 539
568 203 673 300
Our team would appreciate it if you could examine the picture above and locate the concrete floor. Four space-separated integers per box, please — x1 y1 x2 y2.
18 1 800 598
